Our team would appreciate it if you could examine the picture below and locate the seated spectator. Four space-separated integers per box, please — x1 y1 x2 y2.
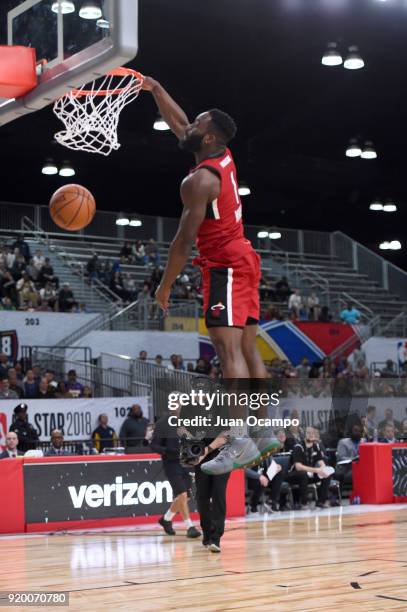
110 271 131 303
275 276 291 302
288 289 303 319
17 272 38 308
380 359 397 378
246 457 284 513
0 431 23 459
119 241 133 263
318 305 332 323
32 249 45 272
276 428 291 452
0 378 19 399
0 353 9 379
122 273 137 301
195 358 210 375
101 260 113 285
379 423 397 443
86 254 101 282
306 292 320 321
92 414 118 453
354 359 369 380
378 408 401 435
336 423 363 485
398 419 407 440
286 426 332 509
0 296 16 311
39 281 57 310
0 270 18 306
44 429 71 456
82 385 93 398
296 357 311 379
23 370 38 399
11 253 27 280
259 276 275 301
263 306 282 321
38 258 59 288
139 350 147 361
55 381 70 399
133 240 147 265
167 354 183 370
155 354 163 366
340 302 361 325
45 370 58 390
285 421 303 451
64 369 84 398
25 258 39 282
58 283 77 312
12 235 30 262
35 377 56 399
119 404 149 449
7 368 24 399
9 404 39 452
146 239 161 267
186 362 194 372
349 341 366 367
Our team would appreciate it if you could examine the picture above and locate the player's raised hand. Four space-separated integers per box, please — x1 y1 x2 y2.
155 284 170 314
141 76 159 92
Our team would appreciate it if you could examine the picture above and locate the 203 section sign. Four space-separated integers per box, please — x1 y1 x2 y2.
0 397 149 447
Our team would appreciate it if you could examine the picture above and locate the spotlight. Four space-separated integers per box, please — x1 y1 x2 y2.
59 162 75 177
96 17 110 29
79 1 102 19
51 1 75 14
269 231 282 240
389 240 401 250
346 139 362 158
369 200 383 211
42 160 58 175
344 46 365 70
321 43 343 67
361 141 377 159
257 231 269 239
129 219 142 227
116 214 130 226
238 183 251 196
153 116 170 131
383 202 397 212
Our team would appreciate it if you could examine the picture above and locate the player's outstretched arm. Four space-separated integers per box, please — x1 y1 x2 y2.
155 169 220 312
142 76 189 139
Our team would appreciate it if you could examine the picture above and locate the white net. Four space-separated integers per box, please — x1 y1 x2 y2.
53 69 143 156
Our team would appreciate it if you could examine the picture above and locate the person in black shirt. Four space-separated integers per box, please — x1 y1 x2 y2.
119 404 149 450
287 426 332 509
92 414 118 452
9 404 39 453
151 410 201 539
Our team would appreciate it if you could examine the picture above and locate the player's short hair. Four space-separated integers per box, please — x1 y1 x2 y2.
208 108 237 143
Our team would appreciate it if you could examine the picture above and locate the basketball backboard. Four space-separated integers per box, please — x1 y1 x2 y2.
0 0 138 126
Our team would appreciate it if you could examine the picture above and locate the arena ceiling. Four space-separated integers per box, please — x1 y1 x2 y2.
1 0 407 265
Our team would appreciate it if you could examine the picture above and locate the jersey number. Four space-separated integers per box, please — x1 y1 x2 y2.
230 171 242 222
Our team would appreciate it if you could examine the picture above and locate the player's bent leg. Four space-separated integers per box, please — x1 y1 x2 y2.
242 321 269 379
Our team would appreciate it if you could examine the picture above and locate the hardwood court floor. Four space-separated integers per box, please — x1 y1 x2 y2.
0 505 406 612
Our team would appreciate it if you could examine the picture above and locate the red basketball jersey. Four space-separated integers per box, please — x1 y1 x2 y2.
191 148 254 265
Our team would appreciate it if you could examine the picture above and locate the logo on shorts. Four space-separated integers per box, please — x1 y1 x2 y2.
210 302 225 317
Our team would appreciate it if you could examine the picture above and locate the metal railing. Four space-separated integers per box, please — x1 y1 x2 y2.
378 312 407 338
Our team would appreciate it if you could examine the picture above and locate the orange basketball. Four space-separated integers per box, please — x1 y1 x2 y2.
49 184 96 231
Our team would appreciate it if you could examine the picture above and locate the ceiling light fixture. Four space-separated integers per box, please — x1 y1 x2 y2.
79 1 102 19
344 46 365 70
382 202 397 212
59 162 75 177
257 231 269 239
389 240 401 250
153 116 170 131
42 160 58 175
379 241 390 250
369 200 383 211
51 1 76 14
96 17 110 29
361 141 377 160
345 139 362 158
129 219 142 227
321 42 343 67
238 183 251 196
269 231 282 240
116 214 130 226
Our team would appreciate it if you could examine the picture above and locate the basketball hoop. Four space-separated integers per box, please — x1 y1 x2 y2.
53 68 144 156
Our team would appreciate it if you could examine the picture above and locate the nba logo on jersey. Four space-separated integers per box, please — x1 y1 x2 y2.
0 413 7 450
397 341 407 368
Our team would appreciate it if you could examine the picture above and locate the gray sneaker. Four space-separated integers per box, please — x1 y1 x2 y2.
249 428 282 467
201 438 260 475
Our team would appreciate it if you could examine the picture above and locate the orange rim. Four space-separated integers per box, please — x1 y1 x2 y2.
69 68 144 98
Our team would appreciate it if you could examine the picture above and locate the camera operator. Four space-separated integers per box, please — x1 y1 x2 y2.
151 406 201 539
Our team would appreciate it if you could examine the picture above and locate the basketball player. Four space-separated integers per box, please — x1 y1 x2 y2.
142 77 280 474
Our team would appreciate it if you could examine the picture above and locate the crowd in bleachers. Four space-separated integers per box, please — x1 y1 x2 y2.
0 236 83 312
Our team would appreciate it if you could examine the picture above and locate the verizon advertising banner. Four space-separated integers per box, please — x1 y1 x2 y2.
23 458 185 524
0 397 149 447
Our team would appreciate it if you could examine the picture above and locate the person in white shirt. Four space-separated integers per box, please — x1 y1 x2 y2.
0 432 22 459
33 249 45 271
306 292 320 321
288 289 303 319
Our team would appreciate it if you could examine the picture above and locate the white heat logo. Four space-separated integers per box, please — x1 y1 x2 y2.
68 476 173 509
